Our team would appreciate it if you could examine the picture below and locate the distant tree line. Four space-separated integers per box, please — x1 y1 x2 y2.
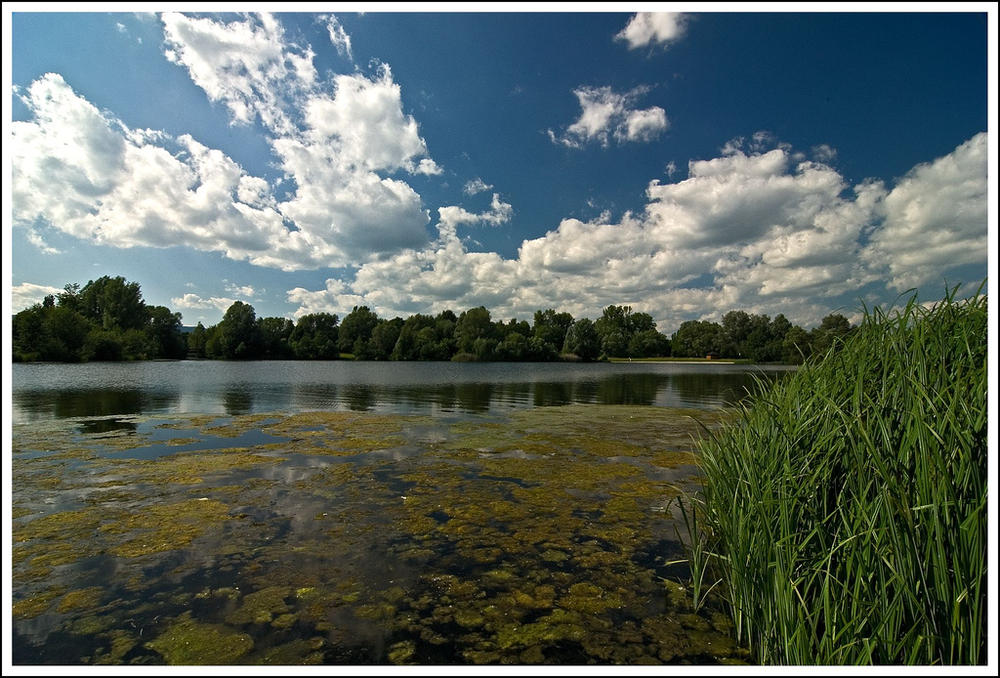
12 276 185 362
12 275 855 364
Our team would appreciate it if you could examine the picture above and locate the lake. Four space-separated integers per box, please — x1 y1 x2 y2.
11 360 793 422
11 360 792 665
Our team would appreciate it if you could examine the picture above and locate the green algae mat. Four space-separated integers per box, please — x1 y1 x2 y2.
11 405 747 665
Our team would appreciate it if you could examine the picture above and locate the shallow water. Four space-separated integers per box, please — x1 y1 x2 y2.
11 362 791 665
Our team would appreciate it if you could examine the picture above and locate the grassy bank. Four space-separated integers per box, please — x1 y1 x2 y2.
688 287 988 664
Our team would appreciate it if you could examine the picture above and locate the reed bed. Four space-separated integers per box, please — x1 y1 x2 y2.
688 287 988 664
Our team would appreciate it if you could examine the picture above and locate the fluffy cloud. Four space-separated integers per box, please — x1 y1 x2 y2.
224 283 258 298
12 282 64 311
549 86 668 148
463 178 493 195
12 75 299 264
438 193 513 233
170 293 237 313
863 132 988 290
300 66 430 173
285 134 986 332
14 15 439 271
26 229 61 255
162 12 316 136
615 13 689 50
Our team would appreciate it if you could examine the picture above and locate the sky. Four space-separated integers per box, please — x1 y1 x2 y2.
5 4 996 333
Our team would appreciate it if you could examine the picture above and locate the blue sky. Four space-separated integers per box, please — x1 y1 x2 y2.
6 6 995 332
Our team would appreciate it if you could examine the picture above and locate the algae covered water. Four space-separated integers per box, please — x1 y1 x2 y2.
11 361 791 665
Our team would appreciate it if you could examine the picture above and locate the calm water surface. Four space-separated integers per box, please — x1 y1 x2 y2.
11 360 794 422
12 360 793 666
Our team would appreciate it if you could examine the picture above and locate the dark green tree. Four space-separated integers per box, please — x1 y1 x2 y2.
392 314 438 360
496 331 528 361
781 325 812 364
258 317 294 359
471 336 498 362
13 303 91 362
810 313 853 356
78 276 147 332
289 313 339 359
563 318 600 361
721 310 754 358
671 320 724 358
370 318 404 360
338 306 380 355
187 322 208 358
434 310 458 357
146 305 186 359
455 306 495 357
56 284 81 312
215 301 263 359
627 329 671 358
532 309 574 355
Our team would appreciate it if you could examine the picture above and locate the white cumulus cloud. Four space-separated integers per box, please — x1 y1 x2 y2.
616 13 689 50
12 282 65 311
161 12 316 136
13 14 443 272
549 85 668 148
284 133 986 333
863 132 988 291
170 293 237 313
438 193 514 233
463 178 493 195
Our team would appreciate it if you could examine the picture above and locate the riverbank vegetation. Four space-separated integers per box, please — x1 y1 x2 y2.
686 287 988 664
13 275 854 364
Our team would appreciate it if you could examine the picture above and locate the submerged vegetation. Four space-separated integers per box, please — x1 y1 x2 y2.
14 274 854 363
688 287 988 664
13 404 748 665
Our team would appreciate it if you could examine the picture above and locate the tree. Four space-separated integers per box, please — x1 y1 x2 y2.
187 322 208 358
392 314 435 360
289 313 339 359
811 313 853 356
146 305 186 359
455 306 495 356
721 310 753 358
532 309 574 355
781 325 812 364
338 306 380 355
471 336 498 362
496 331 528 361
595 305 630 356
215 301 263 359
434 311 458 357
258 317 294 359
671 320 724 358
563 318 600 361
370 318 404 360
56 284 81 312
595 305 658 357
12 304 83 362
78 276 147 332
628 329 670 358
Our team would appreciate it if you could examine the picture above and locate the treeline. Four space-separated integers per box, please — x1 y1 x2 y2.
12 276 185 362
12 275 855 364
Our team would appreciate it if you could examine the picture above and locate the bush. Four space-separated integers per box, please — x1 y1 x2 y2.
688 286 987 664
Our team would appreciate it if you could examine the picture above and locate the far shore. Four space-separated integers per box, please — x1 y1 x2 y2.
608 357 741 365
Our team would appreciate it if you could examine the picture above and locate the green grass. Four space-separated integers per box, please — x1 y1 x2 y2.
683 285 988 664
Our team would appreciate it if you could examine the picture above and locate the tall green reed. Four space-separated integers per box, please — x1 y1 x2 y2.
685 285 987 664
